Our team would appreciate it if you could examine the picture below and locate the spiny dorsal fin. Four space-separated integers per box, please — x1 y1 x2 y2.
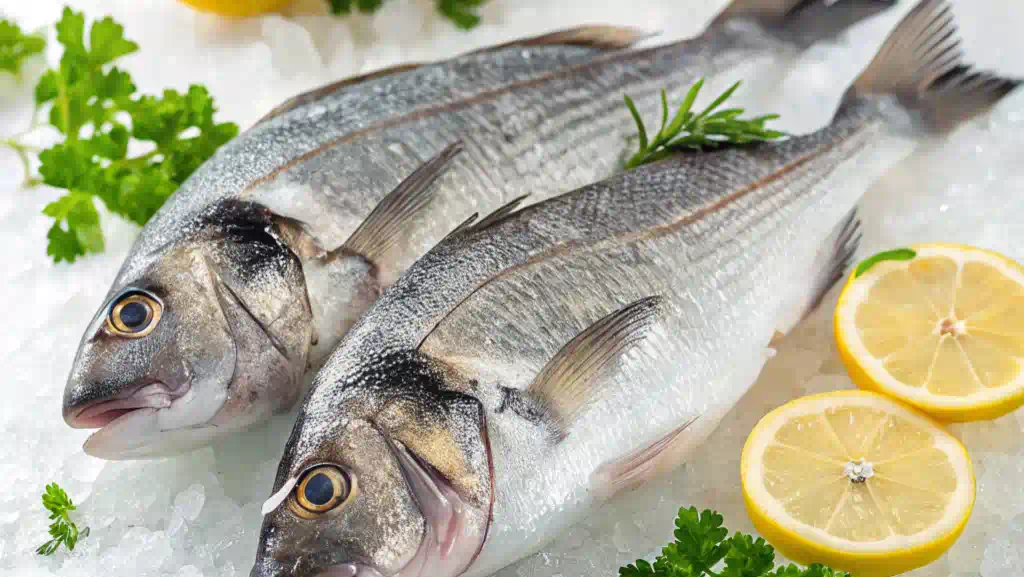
846 0 1020 133
443 213 480 241
339 141 463 264
469 25 653 55
253 25 651 128
470 194 530 233
253 62 425 127
444 194 530 241
528 296 665 439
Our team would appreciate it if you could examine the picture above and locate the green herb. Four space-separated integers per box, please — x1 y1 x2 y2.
619 507 850 577
326 0 487 30
854 248 917 277
36 482 89 556
623 79 786 170
2 7 238 264
0 18 46 76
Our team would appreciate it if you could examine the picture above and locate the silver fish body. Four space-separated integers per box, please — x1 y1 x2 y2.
62 0 888 459
252 2 1020 575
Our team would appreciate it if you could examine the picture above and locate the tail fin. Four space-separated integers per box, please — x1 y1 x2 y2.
845 0 1021 133
712 0 898 47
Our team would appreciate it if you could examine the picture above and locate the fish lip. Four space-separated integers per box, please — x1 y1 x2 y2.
65 380 191 429
312 563 382 577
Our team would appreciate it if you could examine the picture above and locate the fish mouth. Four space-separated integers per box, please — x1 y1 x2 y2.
65 378 239 460
313 564 382 577
67 381 189 429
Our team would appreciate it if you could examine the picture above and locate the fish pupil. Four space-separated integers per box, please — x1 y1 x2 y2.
304 473 335 506
120 302 149 329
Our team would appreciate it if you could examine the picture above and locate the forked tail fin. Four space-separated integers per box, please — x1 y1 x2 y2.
844 0 1021 133
712 0 898 47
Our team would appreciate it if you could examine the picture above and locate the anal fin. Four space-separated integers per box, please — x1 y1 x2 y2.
591 415 700 500
775 207 861 337
526 296 664 440
338 141 463 267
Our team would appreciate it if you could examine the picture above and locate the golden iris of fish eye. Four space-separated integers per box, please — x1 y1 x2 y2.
106 293 162 338
291 465 351 518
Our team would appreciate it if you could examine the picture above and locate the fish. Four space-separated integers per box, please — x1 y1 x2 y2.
60 0 898 459
249 2 1020 576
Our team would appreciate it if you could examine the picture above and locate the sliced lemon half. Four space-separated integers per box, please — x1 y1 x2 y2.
741 390 974 577
835 243 1024 422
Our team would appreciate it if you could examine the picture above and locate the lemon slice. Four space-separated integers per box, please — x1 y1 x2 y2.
741 390 974 577
835 243 1024 421
177 0 293 17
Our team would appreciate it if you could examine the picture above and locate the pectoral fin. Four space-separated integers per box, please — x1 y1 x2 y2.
338 141 463 267
524 296 664 440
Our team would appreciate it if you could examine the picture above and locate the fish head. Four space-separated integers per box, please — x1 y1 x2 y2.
253 354 493 577
63 200 314 459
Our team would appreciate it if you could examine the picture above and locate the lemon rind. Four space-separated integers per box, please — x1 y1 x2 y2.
741 391 974 556
836 244 1024 419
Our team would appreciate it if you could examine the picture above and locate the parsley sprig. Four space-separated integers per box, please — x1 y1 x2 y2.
327 0 488 30
36 482 89 556
2 7 238 264
624 79 786 170
620 508 850 577
0 18 46 76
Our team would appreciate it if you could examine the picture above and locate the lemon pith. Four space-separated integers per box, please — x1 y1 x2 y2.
177 0 293 17
741 391 975 577
835 243 1024 422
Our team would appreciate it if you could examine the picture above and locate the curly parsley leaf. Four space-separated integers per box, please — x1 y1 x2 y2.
0 18 46 76
4 7 239 264
624 79 787 169
721 533 777 577
36 482 89 556
619 508 851 577
325 0 487 29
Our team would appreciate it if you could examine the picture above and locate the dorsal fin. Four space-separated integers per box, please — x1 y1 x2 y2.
469 194 530 233
338 141 463 266
443 213 480 241
253 25 649 128
444 194 530 242
253 62 425 126
527 296 664 439
469 25 654 55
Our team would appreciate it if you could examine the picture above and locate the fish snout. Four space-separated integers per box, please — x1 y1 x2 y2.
250 557 381 577
62 380 189 429
250 555 295 577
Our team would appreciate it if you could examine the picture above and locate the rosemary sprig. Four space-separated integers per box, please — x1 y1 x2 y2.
623 79 786 169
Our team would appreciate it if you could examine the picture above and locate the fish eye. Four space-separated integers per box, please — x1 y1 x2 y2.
291 465 351 518
106 292 162 338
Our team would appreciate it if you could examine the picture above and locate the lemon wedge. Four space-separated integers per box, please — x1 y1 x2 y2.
835 243 1024 421
741 390 974 577
177 0 293 17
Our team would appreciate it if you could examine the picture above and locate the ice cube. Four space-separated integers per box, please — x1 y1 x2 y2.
981 514 1024 576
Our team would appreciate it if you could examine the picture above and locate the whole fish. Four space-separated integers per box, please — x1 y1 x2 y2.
251 2 1019 576
60 0 896 459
